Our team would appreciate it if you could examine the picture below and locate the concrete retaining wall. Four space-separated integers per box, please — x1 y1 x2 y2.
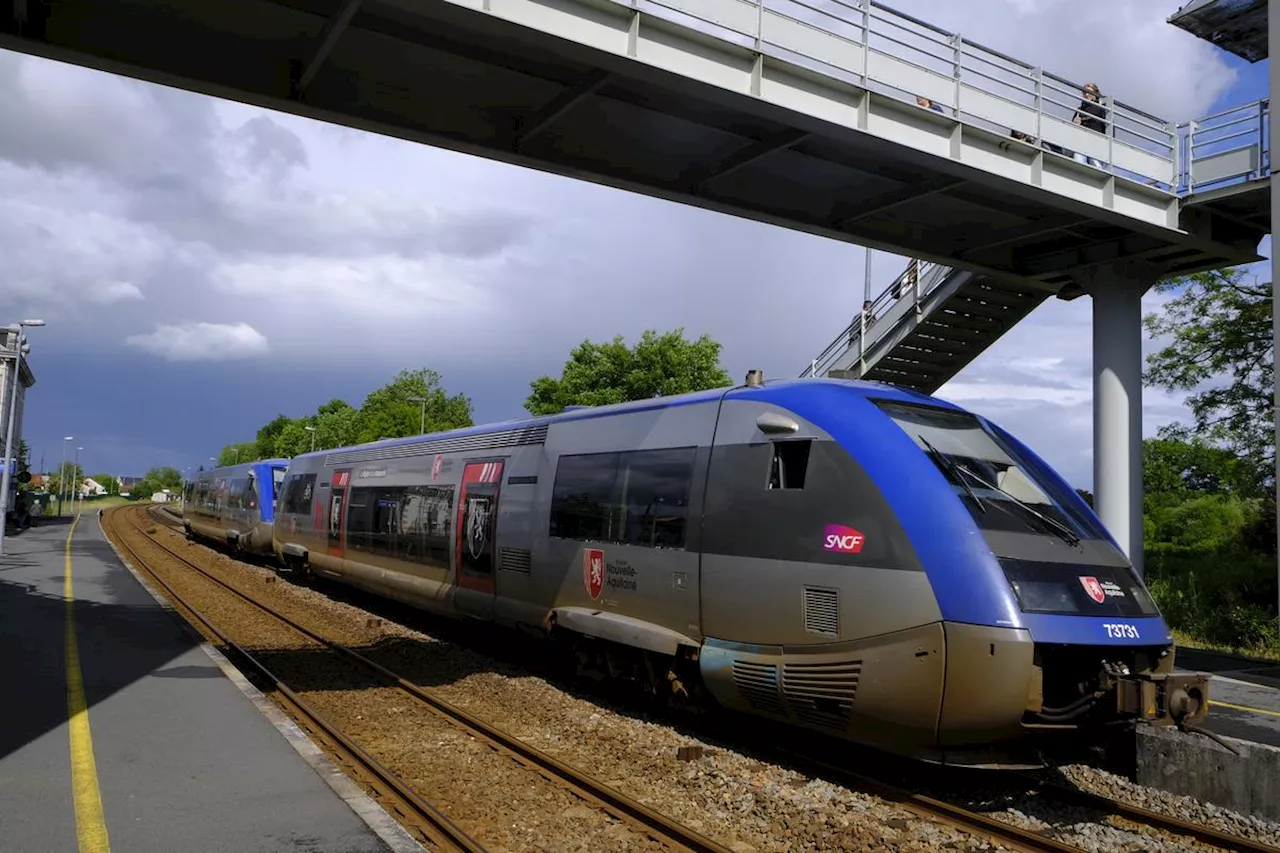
1136 724 1280 822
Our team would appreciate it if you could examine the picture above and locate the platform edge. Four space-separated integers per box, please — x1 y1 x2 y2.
96 510 426 853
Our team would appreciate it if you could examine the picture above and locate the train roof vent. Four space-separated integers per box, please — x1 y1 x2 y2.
745 369 764 387
563 405 592 411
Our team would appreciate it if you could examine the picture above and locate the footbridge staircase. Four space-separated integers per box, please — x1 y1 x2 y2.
802 99 1272 393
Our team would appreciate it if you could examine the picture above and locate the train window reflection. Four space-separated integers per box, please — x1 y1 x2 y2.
550 447 696 549
344 484 453 569
282 473 317 515
874 400 1089 540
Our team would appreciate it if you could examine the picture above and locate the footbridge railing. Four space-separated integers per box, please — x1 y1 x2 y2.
622 0 1180 189
1179 98 1270 195
803 97 1271 381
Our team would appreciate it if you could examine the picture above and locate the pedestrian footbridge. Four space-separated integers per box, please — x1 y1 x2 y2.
0 0 1262 279
1 0 1270 577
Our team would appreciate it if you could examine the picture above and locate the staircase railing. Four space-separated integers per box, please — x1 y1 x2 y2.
800 257 957 378
805 97 1270 382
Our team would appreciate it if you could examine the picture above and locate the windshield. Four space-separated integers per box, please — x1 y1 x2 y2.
874 400 1102 542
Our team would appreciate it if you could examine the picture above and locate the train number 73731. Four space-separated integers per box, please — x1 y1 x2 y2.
1102 623 1140 639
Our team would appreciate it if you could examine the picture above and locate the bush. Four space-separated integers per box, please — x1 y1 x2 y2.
1146 547 1279 656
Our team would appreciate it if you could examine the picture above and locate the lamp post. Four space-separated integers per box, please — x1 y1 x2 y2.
73 446 82 515
304 425 316 452
58 435 72 516
0 319 44 555
408 396 426 434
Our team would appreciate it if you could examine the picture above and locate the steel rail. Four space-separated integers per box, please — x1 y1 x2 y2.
102 507 484 853
1014 772 1280 853
117 505 733 853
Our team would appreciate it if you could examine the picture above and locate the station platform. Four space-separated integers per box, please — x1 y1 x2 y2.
1177 648 1280 747
0 513 418 853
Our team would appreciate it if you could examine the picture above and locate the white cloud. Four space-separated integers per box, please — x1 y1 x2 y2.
88 282 145 304
125 322 269 362
889 0 1238 122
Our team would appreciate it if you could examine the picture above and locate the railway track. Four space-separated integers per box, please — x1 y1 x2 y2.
119 504 1280 853
103 506 483 853
111 505 735 853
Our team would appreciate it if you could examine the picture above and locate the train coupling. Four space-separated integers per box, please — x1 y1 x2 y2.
1110 667 1210 726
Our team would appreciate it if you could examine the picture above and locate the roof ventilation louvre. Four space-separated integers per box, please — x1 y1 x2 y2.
745 369 764 387
563 405 592 412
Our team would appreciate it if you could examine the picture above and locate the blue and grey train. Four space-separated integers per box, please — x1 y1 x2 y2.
183 459 290 558
251 374 1205 767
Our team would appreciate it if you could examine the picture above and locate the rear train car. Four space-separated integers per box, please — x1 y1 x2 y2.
183 459 289 558
269 376 1208 767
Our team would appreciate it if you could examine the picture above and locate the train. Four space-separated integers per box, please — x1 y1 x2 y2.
180 373 1209 768
183 458 289 558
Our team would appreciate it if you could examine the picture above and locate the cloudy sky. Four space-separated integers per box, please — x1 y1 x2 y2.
0 0 1271 488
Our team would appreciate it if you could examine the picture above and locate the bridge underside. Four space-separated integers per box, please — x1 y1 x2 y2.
0 0 1263 291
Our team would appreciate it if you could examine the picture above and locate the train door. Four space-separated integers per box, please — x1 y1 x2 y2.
453 460 504 619
326 469 351 558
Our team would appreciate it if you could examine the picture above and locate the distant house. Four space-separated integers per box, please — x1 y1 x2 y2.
118 476 141 497
80 478 108 498
151 489 178 503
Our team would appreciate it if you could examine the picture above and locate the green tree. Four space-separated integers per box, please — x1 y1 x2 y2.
92 474 121 496
525 329 733 415
357 369 473 443
216 442 259 467
45 463 85 498
314 399 363 449
1143 435 1263 507
15 440 33 492
131 466 184 501
254 414 293 460
1143 267 1273 486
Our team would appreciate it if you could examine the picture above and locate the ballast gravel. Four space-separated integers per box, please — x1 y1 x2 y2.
116 508 1280 853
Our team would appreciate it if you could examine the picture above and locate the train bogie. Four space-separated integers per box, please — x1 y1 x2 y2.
258 375 1209 767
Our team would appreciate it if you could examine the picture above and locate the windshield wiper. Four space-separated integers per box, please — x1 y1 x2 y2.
918 434 985 512
953 463 1082 547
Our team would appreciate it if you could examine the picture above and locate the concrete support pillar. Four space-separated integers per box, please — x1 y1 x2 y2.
1079 264 1157 578
1270 1 1278 632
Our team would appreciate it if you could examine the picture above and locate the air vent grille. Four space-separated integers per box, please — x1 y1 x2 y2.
782 660 861 730
499 548 532 574
324 425 548 466
802 586 839 637
732 661 787 716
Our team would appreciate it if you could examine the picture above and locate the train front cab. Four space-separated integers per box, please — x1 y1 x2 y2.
869 399 1207 757
694 380 1206 768
184 460 288 557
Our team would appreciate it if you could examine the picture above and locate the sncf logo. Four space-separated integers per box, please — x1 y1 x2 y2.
823 524 866 554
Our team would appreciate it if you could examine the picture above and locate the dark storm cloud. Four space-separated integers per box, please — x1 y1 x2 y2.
0 51 540 270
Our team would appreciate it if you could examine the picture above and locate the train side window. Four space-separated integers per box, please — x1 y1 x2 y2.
616 448 696 549
768 440 811 490
226 477 246 510
283 474 316 515
397 485 452 568
346 487 372 551
243 473 258 510
550 452 620 541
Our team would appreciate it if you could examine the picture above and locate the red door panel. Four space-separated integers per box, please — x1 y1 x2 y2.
326 470 350 558
455 461 503 594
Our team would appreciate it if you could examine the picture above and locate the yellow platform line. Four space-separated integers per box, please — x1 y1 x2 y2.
64 515 111 853
1210 699 1280 718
